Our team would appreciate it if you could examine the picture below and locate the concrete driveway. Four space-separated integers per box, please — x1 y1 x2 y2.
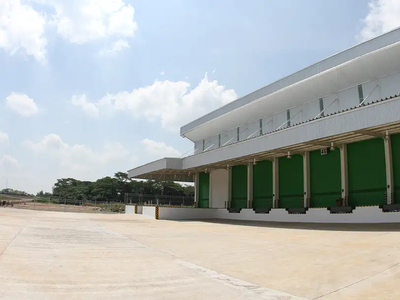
1 208 400 299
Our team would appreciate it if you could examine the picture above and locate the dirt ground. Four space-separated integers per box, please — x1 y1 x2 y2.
11 202 105 213
1 208 400 300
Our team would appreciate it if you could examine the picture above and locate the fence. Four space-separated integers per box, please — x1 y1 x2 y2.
124 193 195 207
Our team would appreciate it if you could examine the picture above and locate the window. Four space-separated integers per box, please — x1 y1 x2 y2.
358 84 364 104
259 119 263 135
237 127 240 141
319 98 324 117
286 110 291 127
202 140 205 151
218 134 221 147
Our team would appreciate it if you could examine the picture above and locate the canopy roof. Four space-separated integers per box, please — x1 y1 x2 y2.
180 27 400 142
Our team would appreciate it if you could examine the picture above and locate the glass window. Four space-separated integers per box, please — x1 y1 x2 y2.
287 110 291 127
319 98 324 117
358 84 364 104
259 119 263 135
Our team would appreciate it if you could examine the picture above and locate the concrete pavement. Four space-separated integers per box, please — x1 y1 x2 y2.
1 208 400 299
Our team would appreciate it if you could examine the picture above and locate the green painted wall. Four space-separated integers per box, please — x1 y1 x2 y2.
198 172 210 208
231 165 248 209
310 148 341 207
279 155 303 208
347 138 386 206
391 134 400 204
253 160 273 209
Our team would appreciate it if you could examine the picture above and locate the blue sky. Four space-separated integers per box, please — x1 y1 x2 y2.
0 0 398 193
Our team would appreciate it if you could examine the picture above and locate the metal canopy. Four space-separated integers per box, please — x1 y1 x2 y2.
129 120 400 182
181 30 400 142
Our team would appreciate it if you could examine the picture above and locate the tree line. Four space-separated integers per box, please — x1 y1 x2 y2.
36 172 194 202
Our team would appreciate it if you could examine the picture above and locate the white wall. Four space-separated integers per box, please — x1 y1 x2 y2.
194 140 202 154
210 169 229 208
190 71 400 150
379 71 400 98
323 94 340 115
158 207 213 220
338 86 359 110
302 99 320 121
220 128 236 146
290 106 303 126
207 135 218 151
142 206 156 218
239 123 249 141
149 207 400 223
125 205 135 214
363 80 381 105
262 116 274 133
272 111 287 130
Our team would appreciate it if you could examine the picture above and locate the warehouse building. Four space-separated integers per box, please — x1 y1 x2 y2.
128 28 400 219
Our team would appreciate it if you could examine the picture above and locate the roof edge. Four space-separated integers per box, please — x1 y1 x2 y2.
180 26 400 138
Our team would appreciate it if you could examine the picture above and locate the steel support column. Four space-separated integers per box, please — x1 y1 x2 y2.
340 144 348 206
247 163 253 208
384 135 394 205
208 171 213 208
303 152 310 208
272 158 279 208
194 173 199 207
227 167 232 208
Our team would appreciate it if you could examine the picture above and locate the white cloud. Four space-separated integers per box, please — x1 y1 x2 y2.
0 0 47 63
160 71 165 76
0 155 21 173
6 93 39 117
24 134 129 168
99 39 130 56
71 74 237 132
0 132 9 144
71 95 99 117
141 139 181 158
359 0 400 41
0 0 138 62
37 0 138 44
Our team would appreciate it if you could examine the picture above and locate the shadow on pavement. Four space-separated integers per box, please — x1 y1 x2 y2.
176 219 400 232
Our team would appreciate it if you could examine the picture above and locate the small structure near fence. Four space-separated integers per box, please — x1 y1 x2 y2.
124 193 195 207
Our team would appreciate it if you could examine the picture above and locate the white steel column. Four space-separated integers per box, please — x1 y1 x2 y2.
208 171 212 208
340 144 348 206
303 152 310 208
247 163 253 208
194 173 199 208
384 134 394 205
227 167 232 208
272 158 279 208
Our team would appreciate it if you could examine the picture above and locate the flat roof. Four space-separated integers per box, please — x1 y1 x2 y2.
180 26 400 141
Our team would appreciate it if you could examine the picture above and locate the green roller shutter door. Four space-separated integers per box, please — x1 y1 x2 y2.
347 138 386 207
253 160 273 209
198 172 210 208
310 148 341 208
391 134 400 204
231 165 247 209
279 155 303 208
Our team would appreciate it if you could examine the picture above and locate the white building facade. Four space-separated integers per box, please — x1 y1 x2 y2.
128 28 400 219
